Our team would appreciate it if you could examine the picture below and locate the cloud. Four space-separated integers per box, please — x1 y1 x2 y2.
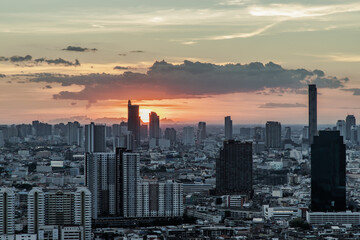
118 53 127 56
113 66 129 70
259 102 307 108
130 50 145 53
62 46 98 52
35 58 80 66
342 88 360 96
0 55 32 62
29 60 348 104
44 85 52 89
0 74 6 78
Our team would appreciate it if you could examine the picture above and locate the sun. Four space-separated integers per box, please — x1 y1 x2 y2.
139 109 151 123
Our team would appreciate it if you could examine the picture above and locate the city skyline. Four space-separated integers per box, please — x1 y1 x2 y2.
1 0 360 124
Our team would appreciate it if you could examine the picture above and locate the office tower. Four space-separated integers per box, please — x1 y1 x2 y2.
149 112 160 139
0 131 4 148
216 140 253 197
225 116 233 140
122 152 141 218
28 188 45 234
85 152 117 218
182 127 195 146
77 126 84 147
128 100 141 147
350 126 358 145
254 127 265 141
165 128 177 146
311 131 346 212
284 127 291 140
85 122 106 153
0 188 15 235
140 124 148 140
28 188 91 240
309 84 317 145
265 121 281 148
336 120 346 140
302 126 309 141
346 115 356 140
197 122 207 142
66 121 80 145
240 127 251 139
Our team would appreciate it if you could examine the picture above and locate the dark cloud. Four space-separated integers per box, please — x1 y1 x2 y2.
29 60 348 103
118 53 127 56
259 102 307 108
0 74 6 78
0 57 9 61
113 66 129 70
35 58 80 66
130 50 144 53
342 88 360 96
62 46 98 52
44 85 52 89
0 55 32 62
71 102 77 106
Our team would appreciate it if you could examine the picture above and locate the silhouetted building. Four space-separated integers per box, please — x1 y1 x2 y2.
183 127 195 146
311 131 346 212
216 140 253 197
336 120 346 140
240 127 251 139
225 116 233 140
165 128 176 146
284 127 291 140
128 100 140 147
309 84 317 145
197 122 206 142
140 124 148 140
149 112 160 139
265 121 281 148
85 122 106 153
346 115 356 141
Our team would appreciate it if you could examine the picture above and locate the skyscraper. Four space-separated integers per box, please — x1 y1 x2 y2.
149 112 160 139
128 100 141 147
85 122 106 153
309 84 317 145
336 120 346 140
0 188 15 235
311 131 346 212
284 126 291 140
216 140 253 197
224 116 233 140
182 127 195 146
165 128 177 146
346 115 356 141
265 121 281 148
197 122 207 142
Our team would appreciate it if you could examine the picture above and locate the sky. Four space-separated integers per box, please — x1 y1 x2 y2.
0 0 360 124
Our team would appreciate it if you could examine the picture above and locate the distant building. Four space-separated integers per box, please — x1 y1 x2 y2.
128 100 141 147
182 127 195 146
0 188 15 235
346 115 356 141
165 128 177 146
311 131 346 212
85 122 106 152
284 126 291 140
309 84 317 145
265 121 281 148
149 112 160 139
216 140 253 197
336 120 346 140
224 116 233 140
307 211 360 225
140 124 148 140
197 122 206 142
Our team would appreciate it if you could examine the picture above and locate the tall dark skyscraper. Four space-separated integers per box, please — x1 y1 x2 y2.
85 122 106 153
265 121 281 148
164 128 177 146
346 115 356 141
284 126 291 140
197 122 206 142
216 140 253 197
224 116 233 140
149 112 160 139
309 84 317 145
128 100 140 147
311 131 346 212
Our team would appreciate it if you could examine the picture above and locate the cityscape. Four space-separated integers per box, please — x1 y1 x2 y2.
2 0 360 239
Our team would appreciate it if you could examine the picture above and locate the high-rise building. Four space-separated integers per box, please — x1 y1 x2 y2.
346 115 356 141
302 126 309 141
67 121 80 145
284 127 291 140
182 127 195 146
336 120 346 140
309 84 317 145
265 121 281 148
149 112 160 139
140 124 148 140
216 140 253 197
311 131 346 212
27 188 91 239
128 100 141 147
225 116 233 140
197 122 206 142
85 122 106 152
165 128 177 146
0 188 15 235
